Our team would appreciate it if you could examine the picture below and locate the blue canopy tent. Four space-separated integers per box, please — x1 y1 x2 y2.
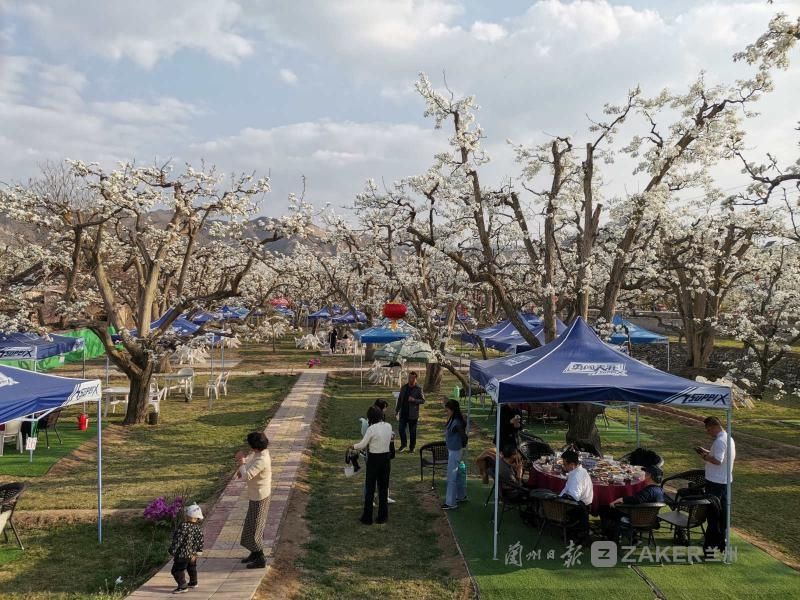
460 316 566 353
189 310 224 324
609 315 671 371
219 305 250 321
354 326 410 345
0 332 86 373
308 307 334 322
0 365 105 542
331 310 367 325
468 317 733 560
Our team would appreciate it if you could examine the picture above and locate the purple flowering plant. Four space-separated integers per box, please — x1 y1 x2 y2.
143 495 185 526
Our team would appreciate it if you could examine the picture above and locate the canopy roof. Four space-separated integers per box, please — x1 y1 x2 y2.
0 332 85 361
331 310 367 324
461 314 566 352
354 325 410 344
470 317 730 408
308 307 335 320
0 364 101 425
609 315 668 345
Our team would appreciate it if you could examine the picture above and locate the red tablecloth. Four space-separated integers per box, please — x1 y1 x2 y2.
528 464 646 515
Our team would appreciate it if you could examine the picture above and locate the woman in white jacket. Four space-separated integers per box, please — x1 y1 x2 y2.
351 405 393 524
235 431 272 568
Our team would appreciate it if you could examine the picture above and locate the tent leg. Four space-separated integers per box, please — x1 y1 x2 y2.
725 407 733 564
98 393 103 544
667 341 671 372
82 348 86 379
635 405 640 448
493 403 501 560
105 355 109 386
627 403 631 431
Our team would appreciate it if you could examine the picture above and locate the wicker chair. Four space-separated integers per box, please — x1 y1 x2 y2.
419 441 449 489
660 469 706 508
482 458 531 531
0 482 26 550
517 440 555 480
616 502 666 546
658 497 711 545
38 409 63 448
534 496 582 546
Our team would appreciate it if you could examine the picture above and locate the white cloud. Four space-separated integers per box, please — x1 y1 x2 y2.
91 97 204 123
6 0 253 68
279 68 298 84
470 21 507 43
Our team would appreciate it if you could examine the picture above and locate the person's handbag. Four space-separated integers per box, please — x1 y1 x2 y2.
344 465 355 478
389 438 396 460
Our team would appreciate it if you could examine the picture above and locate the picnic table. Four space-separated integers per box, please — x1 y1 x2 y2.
528 461 646 515
102 386 129 416
154 373 193 401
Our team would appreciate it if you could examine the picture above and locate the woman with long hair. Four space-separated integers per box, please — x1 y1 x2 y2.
442 399 468 510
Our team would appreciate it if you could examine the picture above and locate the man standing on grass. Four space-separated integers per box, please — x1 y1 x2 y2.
395 371 425 453
696 415 736 553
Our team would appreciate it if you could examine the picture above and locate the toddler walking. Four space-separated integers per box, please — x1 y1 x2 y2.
168 503 204 594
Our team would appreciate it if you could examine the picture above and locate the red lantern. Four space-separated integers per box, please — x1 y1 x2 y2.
270 297 290 307
383 302 407 329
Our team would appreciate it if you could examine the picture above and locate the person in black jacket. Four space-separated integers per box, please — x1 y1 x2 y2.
599 465 665 541
328 328 338 353
394 371 425 452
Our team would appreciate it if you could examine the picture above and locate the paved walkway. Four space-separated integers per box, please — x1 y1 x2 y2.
128 370 327 599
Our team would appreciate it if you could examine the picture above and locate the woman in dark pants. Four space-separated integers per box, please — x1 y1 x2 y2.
351 405 393 524
235 431 272 568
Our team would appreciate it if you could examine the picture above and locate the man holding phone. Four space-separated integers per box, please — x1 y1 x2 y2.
696 416 736 553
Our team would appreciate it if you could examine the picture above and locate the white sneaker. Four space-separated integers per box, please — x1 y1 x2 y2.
387 497 396 504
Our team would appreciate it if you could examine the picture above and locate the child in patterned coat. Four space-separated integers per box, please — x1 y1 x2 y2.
168 503 204 594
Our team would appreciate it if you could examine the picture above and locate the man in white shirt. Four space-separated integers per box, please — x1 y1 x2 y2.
558 449 592 543
696 416 735 552
559 450 594 505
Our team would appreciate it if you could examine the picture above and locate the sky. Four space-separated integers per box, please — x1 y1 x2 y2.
1 0 798 216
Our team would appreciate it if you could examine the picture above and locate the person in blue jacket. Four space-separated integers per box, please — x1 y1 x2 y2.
442 399 468 510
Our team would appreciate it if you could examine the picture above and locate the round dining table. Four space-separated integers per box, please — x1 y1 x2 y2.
528 462 647 515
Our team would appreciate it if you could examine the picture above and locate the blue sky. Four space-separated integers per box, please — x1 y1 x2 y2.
1 1 798 215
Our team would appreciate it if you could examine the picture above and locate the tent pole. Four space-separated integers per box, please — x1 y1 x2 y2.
725 405 733 564
627 403 631 431
105 355 109 385
221 340 225 372
97 392 103 544
635 405 640 448
82 348 86 379
667 341 671 372
466 380 472 437
493 401 501 560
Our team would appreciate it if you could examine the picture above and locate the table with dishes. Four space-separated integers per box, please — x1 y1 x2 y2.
527 454 647 514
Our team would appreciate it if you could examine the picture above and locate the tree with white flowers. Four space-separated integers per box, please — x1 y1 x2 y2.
2 161 310 424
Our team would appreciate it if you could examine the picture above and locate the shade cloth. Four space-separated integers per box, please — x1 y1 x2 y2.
470 317 730 408
0 364 101 425
609 315 668 345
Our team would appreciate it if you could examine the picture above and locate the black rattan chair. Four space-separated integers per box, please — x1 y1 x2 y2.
658 497 711 545
0 482 26 550
616 502 666 547
419 441 449 489
534 496 583 546
660 469 706 508
38 409 63 448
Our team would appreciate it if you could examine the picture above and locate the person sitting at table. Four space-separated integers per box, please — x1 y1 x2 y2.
475 445 523 484
598 465 665 541
559 449 592 543
497 445 527 502
495 405 523 450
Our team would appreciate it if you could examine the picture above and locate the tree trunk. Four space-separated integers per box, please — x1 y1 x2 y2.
424 362 442 393
123 364 155 425
564 403 604 455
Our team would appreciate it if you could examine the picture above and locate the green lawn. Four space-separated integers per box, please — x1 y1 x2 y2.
294 374 471 600
0 421 98 478
0 372 294 598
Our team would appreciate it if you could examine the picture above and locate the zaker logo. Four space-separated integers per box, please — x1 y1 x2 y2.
563 362 627 376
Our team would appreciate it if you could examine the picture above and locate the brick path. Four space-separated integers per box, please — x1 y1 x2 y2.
128 370 327 599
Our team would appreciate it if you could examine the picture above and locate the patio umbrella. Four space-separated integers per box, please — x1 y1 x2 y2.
374 340 436 363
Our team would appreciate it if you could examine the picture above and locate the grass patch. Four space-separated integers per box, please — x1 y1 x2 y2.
296 374 470 600
0 421 98 478
0 518 172 599
0 370 294 598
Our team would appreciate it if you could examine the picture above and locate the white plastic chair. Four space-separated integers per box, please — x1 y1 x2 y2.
219 371 231 397
176 367 195 398
205 374 222 400
148 386 167 414
0 420 23 456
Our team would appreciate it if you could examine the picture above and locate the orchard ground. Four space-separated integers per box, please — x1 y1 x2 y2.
0 339 797 599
